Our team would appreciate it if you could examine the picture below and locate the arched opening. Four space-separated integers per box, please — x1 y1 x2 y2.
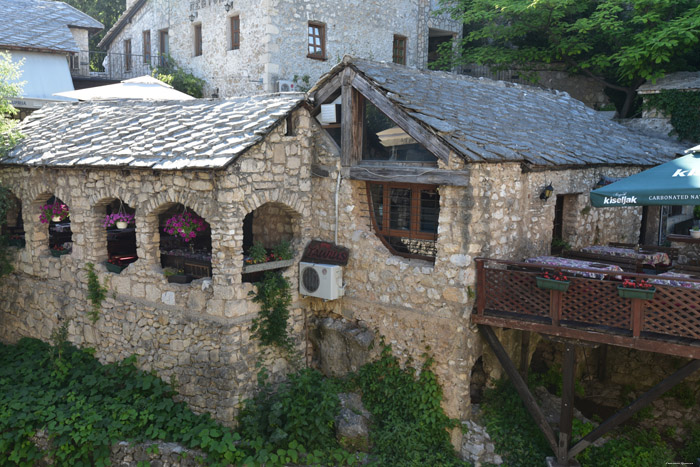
158 203 211 283
102 199 137 273
242 202 298 283
2 191 24 248
40 196 72 256
470 357 487 404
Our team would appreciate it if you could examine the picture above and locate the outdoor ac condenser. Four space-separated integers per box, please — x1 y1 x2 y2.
299 262 344 300
278 80 296 92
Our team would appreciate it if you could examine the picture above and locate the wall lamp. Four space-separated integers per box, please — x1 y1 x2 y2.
189 11 198 22
224 1 233 11
540 183 554 201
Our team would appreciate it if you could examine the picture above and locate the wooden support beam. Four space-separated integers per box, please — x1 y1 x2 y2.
478 325 559 455
347 165 472 186
340 68 355 167
567 359 700 460
557 344 576 464
631 299 644 338
311 73 342 108
519 331 530 381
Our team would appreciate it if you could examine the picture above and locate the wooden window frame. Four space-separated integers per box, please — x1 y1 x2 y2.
142 30 151 64
193 23 202 57
366 181 439 261
230 15 240 50
307 21 326 60
124 39 132 71
392 35 407 65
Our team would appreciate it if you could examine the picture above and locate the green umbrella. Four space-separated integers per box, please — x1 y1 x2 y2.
590 152 700 207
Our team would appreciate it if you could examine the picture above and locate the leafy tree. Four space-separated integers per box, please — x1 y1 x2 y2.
0 51 23 156
435 0 700 117
152 55 206 98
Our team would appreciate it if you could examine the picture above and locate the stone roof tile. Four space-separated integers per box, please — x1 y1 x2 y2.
5 94 305 170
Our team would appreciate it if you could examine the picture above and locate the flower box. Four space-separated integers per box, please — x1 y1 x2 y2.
105 262 126 274
50 248 70 257
167 274 193 284
536 276 570 292
242 259 294 274
617 286 655 300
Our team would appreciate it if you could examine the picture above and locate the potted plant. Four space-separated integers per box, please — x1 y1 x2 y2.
50 244 71 257
536 270 570 292
39 202 69 224
617 279 655 300
690 226 700 239
164 267 192 284
163 211 206 242
105 257 127 274
104 212 135 230
243 240 295 273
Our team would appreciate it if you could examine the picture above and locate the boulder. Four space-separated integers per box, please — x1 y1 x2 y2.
335 393 372 452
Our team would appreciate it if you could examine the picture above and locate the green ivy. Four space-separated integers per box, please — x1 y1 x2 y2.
152 55 205 98
645 90 700 142
250 271 293 352
85 263 107 323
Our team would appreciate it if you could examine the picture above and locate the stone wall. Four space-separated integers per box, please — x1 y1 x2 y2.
0 108 316 423
106 0 460 97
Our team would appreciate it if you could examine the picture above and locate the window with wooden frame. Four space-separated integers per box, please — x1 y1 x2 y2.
307 21 326 60
194 23 202 57
392 35 407 65
124 39 132 71
142 30 151 64
366 182 439 261
230 15 240 50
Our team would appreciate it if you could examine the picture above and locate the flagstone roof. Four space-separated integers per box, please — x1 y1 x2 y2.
1 0 103 53
638 72 700 94
312 57 686 167
4 94 305 170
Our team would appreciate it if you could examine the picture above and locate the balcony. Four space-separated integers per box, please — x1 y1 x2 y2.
473 258 700 359
69 50 164 82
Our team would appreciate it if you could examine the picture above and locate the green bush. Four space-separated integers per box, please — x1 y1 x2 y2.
250 271 293 352
152 55 205 98
577 427 674 467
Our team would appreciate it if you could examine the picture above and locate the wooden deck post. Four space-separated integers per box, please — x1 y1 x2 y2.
557 344 577 464
630 299 644 338
476 259 485 316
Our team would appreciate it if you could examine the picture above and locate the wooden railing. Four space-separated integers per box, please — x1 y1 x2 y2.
473 258 700 359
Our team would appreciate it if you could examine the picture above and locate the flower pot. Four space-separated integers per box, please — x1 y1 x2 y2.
617 286 655 300
167 274 192 284
105 262 126 274
51 216 62 222
116 221 128 229
690 229 700 239
50 248 69 257
536 276 570 292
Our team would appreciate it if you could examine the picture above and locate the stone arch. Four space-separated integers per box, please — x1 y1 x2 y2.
88 196 139 267
469 356 487 404
31 191 73 256
143 191 216 222
240 189 306 218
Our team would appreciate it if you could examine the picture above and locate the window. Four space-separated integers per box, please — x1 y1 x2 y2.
366 182 439 261
143 30 151 64
159 29 169 66
307 21 325 60
230 15 240 50
124 39 132 71
392 35 406 65
194 24 202 56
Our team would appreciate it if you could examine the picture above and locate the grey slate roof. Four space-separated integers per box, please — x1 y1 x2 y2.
637 72 700 94
0 0 103 53
312 58 685 167
4 94 305 170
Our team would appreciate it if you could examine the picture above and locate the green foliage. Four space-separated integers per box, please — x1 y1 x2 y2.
85 263 107 323
152 56 205 98
292 74 311 92
436 0 700 116
250 271 293 352
664 381 697 409
576 427 673 466
680 423 700 462
551 238 572 252
0 51 24 157
529 365 585 398
272 240 293 261
248 241 268 264
645 90 700 142
694 205 700 220
355 345 466 466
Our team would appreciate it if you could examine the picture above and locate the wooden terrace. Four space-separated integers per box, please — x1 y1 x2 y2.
472 257 700 465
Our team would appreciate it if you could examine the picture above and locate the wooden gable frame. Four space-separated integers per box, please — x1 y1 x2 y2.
312 66 471 186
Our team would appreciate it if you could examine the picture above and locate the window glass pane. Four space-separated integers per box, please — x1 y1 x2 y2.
364 101 437 163
369 184 383 230
420 189 439 233
389 188 411 230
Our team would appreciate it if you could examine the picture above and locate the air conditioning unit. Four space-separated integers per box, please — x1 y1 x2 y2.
299 262 344 300
278 80 296 92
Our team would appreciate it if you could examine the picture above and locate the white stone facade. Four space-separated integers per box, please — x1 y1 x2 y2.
103 0 461 96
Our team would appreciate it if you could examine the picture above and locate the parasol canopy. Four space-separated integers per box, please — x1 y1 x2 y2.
590 152 700 207
54 76 194 101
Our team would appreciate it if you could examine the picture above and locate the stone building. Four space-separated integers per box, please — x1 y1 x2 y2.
2 0 103 117
97 0 460 97
0 58 686 448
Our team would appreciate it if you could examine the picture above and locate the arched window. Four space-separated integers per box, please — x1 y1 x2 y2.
2 191 24 248
103 199 138 273
40 196 72 256
159 204 211 283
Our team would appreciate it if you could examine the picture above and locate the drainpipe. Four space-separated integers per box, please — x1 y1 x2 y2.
335 171 341 245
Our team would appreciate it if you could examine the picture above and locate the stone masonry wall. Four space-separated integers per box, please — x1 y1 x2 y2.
0 108 316 423
106 0 460 97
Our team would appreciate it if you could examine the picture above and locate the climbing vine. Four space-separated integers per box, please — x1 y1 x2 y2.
250 271 293 352
645 90 700 142
85 262 107 323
